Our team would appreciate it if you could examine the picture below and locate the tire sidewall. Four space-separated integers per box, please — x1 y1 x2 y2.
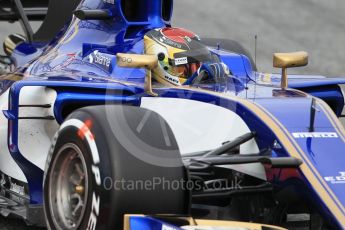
44 116 111 230
44 106 190 229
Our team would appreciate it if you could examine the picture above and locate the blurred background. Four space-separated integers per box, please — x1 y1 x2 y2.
172 0 345 76
1 0 345 76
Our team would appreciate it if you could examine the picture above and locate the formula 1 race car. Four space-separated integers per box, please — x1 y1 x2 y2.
1 0 345 229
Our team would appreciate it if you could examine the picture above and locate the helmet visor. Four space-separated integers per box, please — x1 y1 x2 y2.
170 47 215 79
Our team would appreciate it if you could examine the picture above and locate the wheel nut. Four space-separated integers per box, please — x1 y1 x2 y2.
75 185 84 194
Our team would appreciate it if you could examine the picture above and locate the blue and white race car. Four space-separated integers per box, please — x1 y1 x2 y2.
0 0 345 229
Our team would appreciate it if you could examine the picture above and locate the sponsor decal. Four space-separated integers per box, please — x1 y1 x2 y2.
103 0 114 4
88 193 100 230
292 132 338 139
80 120 101 230
162 38 182 49
89 50 112 72
164 75 180 85
185 36 192 42
174 57 188 66
325 172 345 184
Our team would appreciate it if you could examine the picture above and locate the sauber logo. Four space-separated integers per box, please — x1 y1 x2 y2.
325 172 345 184
292 132 338 139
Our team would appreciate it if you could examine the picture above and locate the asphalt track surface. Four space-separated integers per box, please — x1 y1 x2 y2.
0 0 344 229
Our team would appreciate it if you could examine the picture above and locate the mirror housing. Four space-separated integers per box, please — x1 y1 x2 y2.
116 53 158 96
273 51 308 89
273 51 308 69
117 53 158 69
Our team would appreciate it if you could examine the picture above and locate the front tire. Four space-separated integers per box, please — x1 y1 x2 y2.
44 105 190 229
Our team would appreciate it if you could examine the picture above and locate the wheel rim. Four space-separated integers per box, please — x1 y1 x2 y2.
48 143 89 230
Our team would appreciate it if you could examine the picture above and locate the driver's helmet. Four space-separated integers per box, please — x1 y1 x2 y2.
144 27 216 86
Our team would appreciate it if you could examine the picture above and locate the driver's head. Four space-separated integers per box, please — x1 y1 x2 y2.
144 27 214 86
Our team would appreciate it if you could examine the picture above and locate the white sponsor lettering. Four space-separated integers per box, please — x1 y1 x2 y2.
174 57 188 66
61 120 102 229
89 51 111 68
92 165 101 186
103 0 114 4
87 193 100 230
325 172 345 184
292 132 338 139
